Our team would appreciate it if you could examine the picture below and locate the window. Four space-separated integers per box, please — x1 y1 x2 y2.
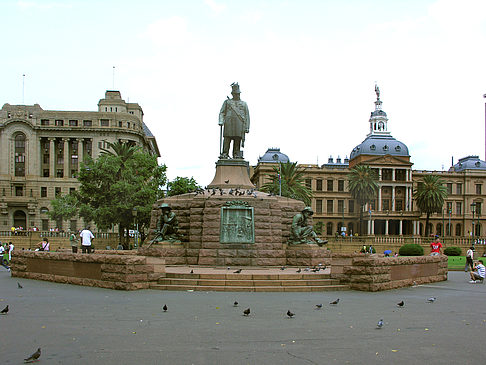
338 200 344 213
382 199 390 211
316 199 322 214
316 179 322 191
100 119 109 126
15 186 23 196
476 202 482 215
69 120 78 126
55 119 64 126
446 183 453 195
41 187 47 198
456 183 462 195
305 179 311 189
55 187 61 197
41 119 49 126
127 122 131 128
118 121 123 127
43 169 49 177
455 223 462 236
349 200 355 213
327 179 333 191
43 154 49 164
382 169 392 181
476 184 482 195
40 207 49 214
14 133 26 177
42 219 49 231
395 169 406 181
327 200 333 213
83 120 92 127
446 202 452 212
396 200 403 211
338 180 344 192
326 222 333 235
56 169 64 178
456 202 462 215
85 140 92 156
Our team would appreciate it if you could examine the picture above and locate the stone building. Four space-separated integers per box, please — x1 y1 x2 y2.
252 90 486 238
0 90 159 231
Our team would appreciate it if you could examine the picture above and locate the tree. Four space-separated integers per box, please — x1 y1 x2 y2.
48 194 79 223
167 176 201 196
348 165 379 235
50 142 167 247
260 162 313 206
414 175 447 237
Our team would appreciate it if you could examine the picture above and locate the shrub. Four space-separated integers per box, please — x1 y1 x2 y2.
399 244 424 256
443 246 462 256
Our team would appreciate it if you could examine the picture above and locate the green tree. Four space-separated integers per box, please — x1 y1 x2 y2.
167 176 201 196
50 142 167 247
414 175 447 237
48 194 79 223
348 165 379 235
260 162 313 206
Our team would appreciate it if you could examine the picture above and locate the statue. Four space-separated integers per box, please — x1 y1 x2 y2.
148 203 180 244
375 83 380 100
289 207 328 246
218 82 250 159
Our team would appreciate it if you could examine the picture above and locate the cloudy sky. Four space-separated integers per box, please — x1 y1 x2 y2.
1 0 486 185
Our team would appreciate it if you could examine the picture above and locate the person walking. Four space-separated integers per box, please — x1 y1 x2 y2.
79 226 94 254
69 231 79 253
465 246 474 272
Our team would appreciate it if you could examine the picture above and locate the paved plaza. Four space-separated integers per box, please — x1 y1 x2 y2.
1 269 485 364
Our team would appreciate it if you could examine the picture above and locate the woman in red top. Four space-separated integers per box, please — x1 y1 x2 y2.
430 235 442 256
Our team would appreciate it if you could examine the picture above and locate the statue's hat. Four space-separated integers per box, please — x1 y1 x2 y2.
159 203 171 210
302 207 314 215
231 82 241 94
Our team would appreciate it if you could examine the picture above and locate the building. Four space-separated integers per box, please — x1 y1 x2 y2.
0 90 159 232
252 88 485 238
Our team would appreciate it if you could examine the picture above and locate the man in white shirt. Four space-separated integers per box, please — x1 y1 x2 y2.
79 226 95 254
469 259 486 283
466 246 474 272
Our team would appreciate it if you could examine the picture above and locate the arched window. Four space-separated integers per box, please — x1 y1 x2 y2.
455 223 462 236
14 133 26 176
326 222 333 235
436 223 442 236
348 222 354 235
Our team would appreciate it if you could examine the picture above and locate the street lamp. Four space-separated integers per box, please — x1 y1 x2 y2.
341 202 345 238
132 207 138 249
471 202 476 245
448 209 452 236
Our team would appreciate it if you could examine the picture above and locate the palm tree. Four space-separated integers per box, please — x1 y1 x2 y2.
348 165 379 235
260 161 312 205
100 141 140 178
414 175 447 236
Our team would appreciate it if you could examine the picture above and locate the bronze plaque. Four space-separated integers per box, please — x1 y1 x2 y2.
220 201 254 244
390 262 438 281
26 258 102 280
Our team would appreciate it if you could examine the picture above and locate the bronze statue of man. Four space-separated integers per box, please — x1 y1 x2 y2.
219 82 250 159
290 207 328 246
149 203 179 244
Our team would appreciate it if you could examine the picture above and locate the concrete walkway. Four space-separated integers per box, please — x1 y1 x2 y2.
1 269 485 364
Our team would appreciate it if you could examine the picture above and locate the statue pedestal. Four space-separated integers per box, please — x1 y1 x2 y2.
208 159 255 189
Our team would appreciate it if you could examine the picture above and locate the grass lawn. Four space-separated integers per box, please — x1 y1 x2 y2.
448 256 466 270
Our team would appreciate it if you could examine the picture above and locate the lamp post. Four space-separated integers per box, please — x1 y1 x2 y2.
341 202 345 238
442 209 445 237
471 202 476 246
132 207 138 249
448 209 452 236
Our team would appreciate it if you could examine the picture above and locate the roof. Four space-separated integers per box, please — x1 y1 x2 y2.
350 134 409 159
451 156 486 172
258 148 290 163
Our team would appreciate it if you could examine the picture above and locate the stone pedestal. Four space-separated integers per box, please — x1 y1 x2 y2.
208 159 254 189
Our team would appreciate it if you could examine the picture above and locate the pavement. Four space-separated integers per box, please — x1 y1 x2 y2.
1 269 486 365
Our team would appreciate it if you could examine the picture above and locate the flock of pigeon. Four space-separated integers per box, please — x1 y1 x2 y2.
2 279 438 362
194 186 260 198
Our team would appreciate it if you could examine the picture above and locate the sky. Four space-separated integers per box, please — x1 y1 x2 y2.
1 0 486 186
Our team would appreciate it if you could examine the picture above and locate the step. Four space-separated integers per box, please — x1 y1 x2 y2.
157 278 341 287
150 284 350 292
166 273 331 280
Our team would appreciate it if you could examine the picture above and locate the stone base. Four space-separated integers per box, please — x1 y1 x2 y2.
208 158 255 189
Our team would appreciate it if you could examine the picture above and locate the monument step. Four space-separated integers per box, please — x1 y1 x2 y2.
160 278 340 287
165 272 331 280
150 284 350 292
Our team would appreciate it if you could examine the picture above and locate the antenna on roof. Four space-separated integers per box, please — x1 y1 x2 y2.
22 74 25 104
112 66 115 90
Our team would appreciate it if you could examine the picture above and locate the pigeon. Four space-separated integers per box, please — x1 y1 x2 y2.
0 305 8 314
304 267 310 272
287 310 295 318
225 179 230 184
427 297 437 303
229 189 234 195
211 189 216 196
280 266 286 271
252 192 257 198
330 299 340 305
233 269 242 274
163 304 168 312
233 301 238 307
315 304 323 309
190 269 194 274
296 268 301 273
243 308 250 316
397 300 404 307
376 319 384 329
18 282 23 289
24 348 41 363
227 267 231 270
